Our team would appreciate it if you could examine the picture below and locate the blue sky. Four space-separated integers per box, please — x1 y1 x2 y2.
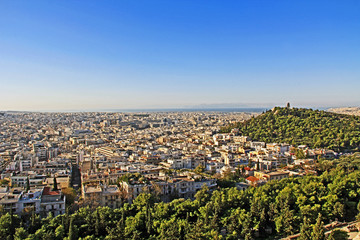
0 0 359 111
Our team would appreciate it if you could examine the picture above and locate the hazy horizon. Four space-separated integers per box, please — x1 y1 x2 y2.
0 100 359 113
0 104 345 113
1 1 359 111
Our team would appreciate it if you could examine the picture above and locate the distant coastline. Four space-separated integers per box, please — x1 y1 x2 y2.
1 107 333 113
102 107 269 113
1 108 267 113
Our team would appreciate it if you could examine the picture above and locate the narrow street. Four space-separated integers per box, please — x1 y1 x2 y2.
70 164 81 190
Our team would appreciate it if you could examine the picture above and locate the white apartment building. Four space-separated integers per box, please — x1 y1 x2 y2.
0 187 66 216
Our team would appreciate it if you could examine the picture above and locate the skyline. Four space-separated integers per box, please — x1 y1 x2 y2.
1 1 360 111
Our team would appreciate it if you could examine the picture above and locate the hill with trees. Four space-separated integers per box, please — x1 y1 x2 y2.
221 107 360 152
1 153 360 240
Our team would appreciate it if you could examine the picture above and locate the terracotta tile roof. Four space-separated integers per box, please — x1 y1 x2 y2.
42 187 60 195
246 176 259 182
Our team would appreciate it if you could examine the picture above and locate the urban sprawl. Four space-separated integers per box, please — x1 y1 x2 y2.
0 111 337 217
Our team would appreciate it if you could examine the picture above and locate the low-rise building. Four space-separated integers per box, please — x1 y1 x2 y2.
0 187 65 216
82 184 125 208
254 171 290 181
41 187 66 217
119 181 150 202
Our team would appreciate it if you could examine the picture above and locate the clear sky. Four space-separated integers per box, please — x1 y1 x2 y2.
0 0 359 111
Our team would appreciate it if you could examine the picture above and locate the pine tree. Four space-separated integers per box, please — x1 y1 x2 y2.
25 178 30 192
120 208 125 231
14 227 28 240
145 202 152 236
53 176 58 191
55 225 65 240
204 204 210 225
210 204 220 232
95 209 100 236
298 217 312 240
312 213 325 240
30 208 36 233
68 216 77 240
9 208 15 240
63 207 70 232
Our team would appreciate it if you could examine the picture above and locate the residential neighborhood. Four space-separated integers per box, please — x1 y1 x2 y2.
0 110 338 214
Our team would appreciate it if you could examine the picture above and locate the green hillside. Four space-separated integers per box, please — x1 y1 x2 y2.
221 107 360 151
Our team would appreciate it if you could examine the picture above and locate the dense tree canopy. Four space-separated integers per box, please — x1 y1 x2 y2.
221 107 360 151
2 153 360 239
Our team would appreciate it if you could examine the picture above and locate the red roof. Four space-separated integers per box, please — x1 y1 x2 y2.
42 187 60 196
246 176 259 182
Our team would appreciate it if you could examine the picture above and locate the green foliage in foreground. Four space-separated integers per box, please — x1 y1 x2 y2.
1 153 360 240
221 107 360 151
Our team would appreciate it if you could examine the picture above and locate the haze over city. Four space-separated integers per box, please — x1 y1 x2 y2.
0 1 359 111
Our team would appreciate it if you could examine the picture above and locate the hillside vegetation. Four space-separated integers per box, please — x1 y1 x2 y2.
221 107 360 151
2 153 360 239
